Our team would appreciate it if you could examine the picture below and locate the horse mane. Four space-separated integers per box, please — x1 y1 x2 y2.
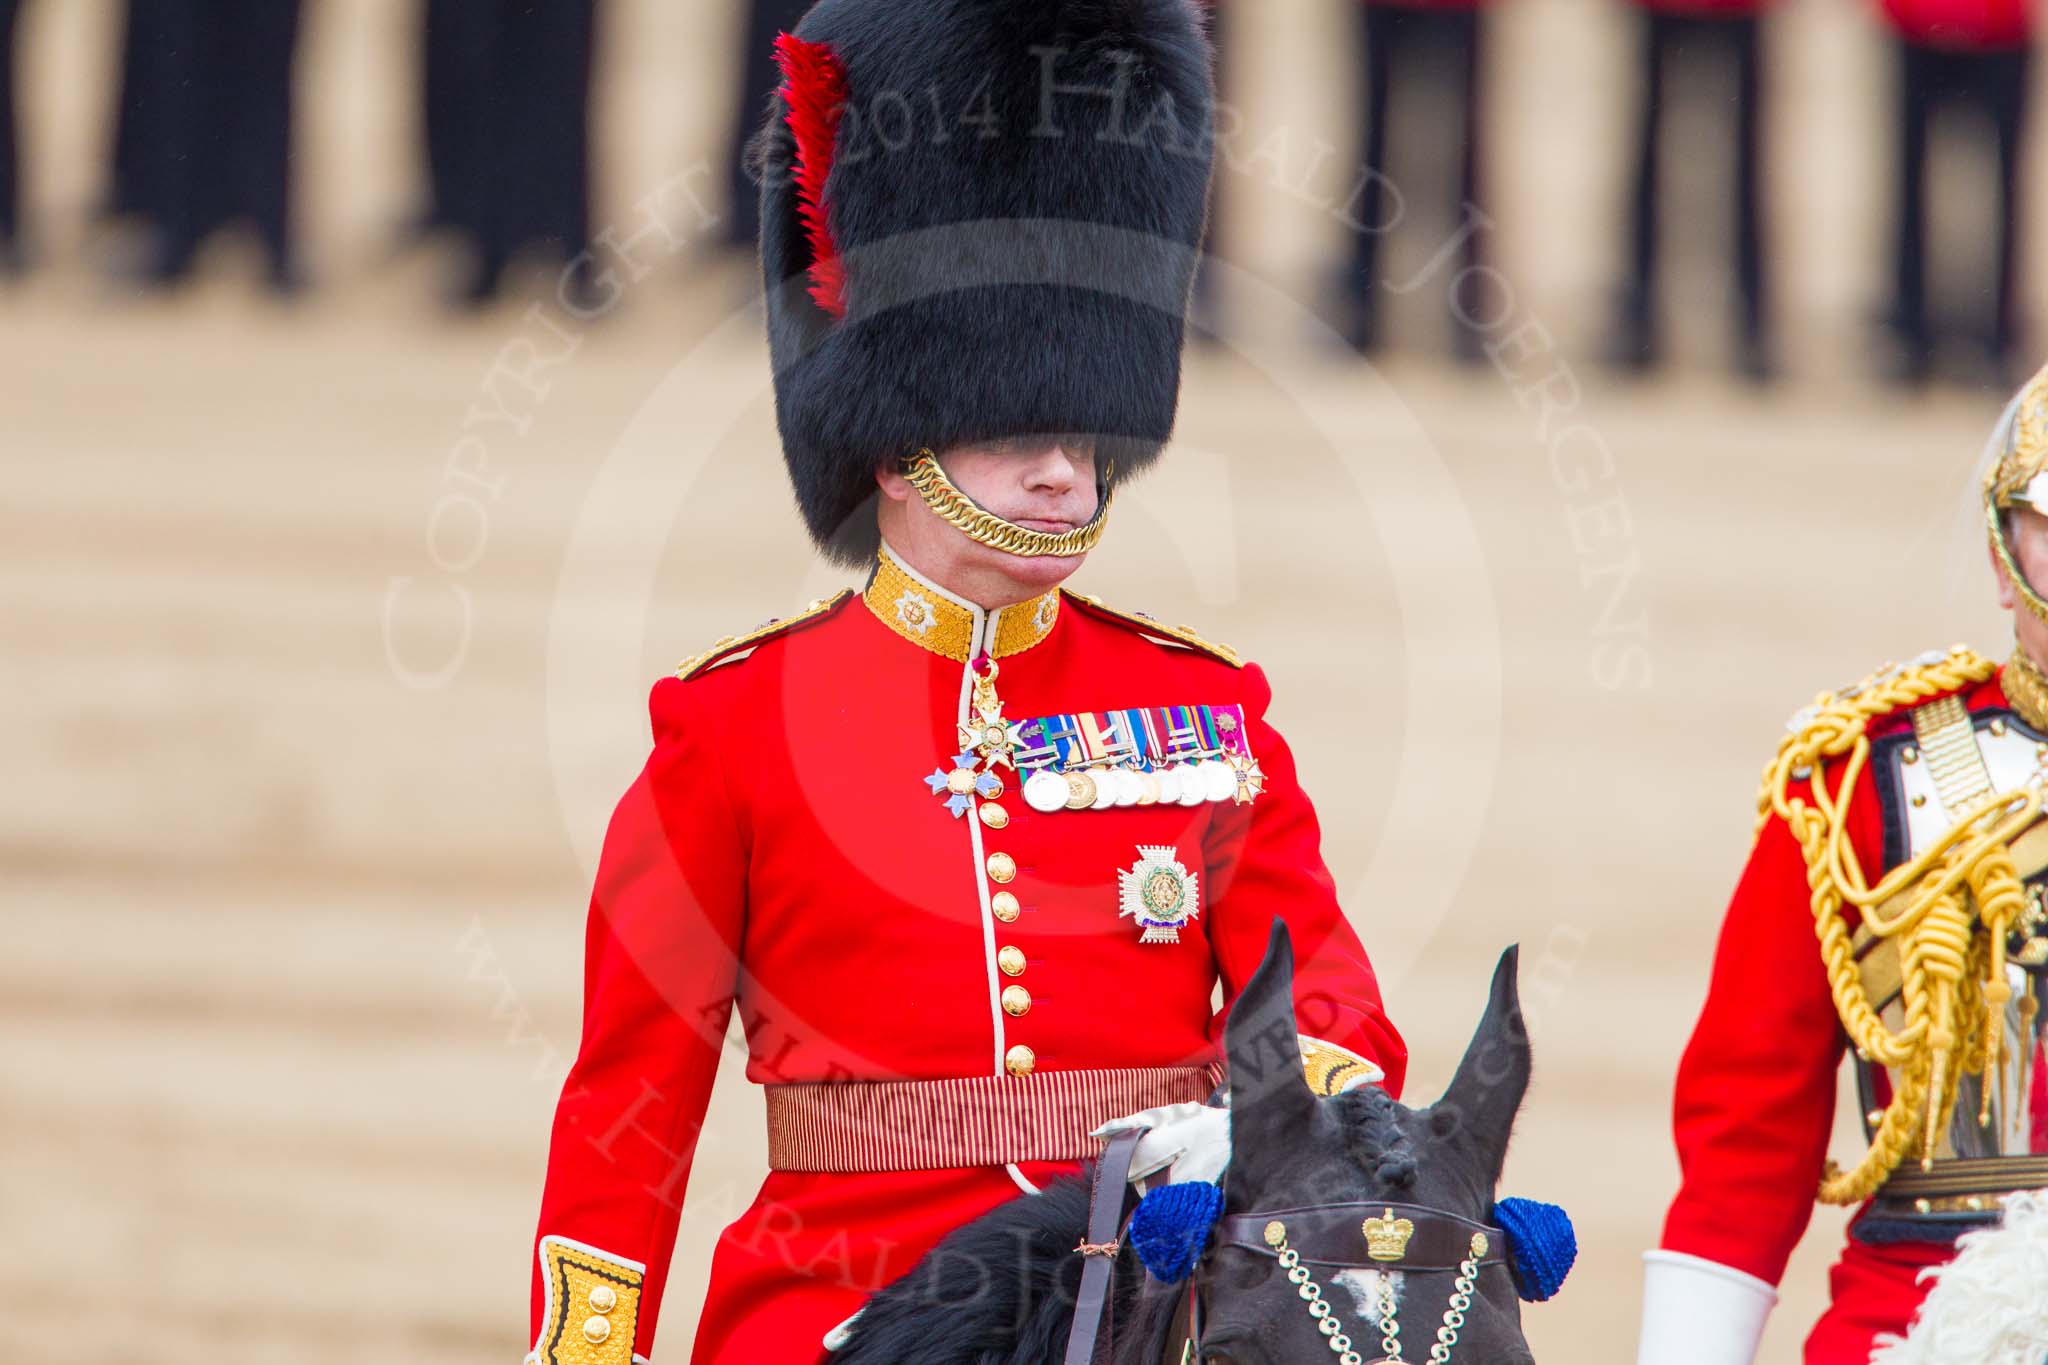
832 1174 1100 1365
1335 1083 1420 1189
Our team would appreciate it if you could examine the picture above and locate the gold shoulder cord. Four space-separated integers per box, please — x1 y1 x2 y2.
1762 646 2035 1204
676 591 852 680
900 449 1113 558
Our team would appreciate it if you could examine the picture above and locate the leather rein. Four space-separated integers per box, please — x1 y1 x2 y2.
1062 1128 1512 1365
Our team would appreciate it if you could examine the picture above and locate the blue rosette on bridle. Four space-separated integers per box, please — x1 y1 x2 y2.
1129 1181 1228 1282
1492 1197 1576 1302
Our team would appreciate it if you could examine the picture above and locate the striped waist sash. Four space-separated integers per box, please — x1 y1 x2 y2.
765 1063 1224 1173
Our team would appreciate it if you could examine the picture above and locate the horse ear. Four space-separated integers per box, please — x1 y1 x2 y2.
1432 945 1529 1183
1224 920 1318 1157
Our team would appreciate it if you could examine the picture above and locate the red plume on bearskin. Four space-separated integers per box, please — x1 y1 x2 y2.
773 32 849 320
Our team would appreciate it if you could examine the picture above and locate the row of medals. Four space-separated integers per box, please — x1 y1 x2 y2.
1020 755 1240 814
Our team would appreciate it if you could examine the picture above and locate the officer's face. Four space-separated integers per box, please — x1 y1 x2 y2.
876 436 1101 606
1997 508 2048 665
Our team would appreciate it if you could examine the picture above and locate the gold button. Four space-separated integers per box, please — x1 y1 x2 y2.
998 945 1027 976
583 1315 612 1345
1865 1109 1885 1127
1992 718 2009 737
1967 1196 1986 1211
1914 1198 1933 1215
1911 794 1927 808
979 803 1010 830
986 852 1016 883
1002 984 1031 1016
1005 1044 1036 1076
1903 746 1920 764
588 1286 617 1314
991 891 1021 922
979 774 1004 799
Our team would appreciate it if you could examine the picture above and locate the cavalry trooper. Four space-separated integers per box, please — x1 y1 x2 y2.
1637 362 2048 1362
523 2 1407 1362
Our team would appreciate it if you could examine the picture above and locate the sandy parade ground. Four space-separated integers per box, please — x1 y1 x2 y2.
9 0 2048 1360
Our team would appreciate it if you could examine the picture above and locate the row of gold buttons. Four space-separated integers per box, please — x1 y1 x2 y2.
581 1284 618 1345
984 817 1035 1076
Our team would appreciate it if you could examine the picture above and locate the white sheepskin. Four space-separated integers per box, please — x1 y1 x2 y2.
1869 1188 2048 1365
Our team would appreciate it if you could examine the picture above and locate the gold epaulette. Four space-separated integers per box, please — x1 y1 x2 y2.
1062 591 1243 668
676 590 853 681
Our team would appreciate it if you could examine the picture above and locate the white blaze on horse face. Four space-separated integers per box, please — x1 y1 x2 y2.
1334 1267 1403 1323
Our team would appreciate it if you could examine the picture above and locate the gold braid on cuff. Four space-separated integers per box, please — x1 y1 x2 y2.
900 449 1113 558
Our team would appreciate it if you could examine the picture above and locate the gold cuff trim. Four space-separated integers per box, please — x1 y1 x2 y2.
1299 1035 1383 1096
863 542 1060 662
534 1237 644 1365
900 449 1112 559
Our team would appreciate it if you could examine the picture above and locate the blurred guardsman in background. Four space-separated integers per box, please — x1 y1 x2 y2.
523 2 1408 1361
102 0 305 289
0 0 21 272
1341 0 1495 358
415 0 599 305
1878 0 2032 386
1608 0 1774 380
1638 362 2048 1361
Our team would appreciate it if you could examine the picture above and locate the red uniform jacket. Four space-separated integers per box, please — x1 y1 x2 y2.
1658 671 2017 1286
526 547 1406 1364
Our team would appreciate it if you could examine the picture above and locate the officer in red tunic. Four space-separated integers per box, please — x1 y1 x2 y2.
523 3 1408 1362
1637 363 2048 1363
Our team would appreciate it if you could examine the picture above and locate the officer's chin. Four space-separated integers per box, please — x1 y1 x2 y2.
977 540 1090 594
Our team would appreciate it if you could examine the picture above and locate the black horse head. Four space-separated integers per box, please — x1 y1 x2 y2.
835 920 1535 1365
1179 920 1533 1365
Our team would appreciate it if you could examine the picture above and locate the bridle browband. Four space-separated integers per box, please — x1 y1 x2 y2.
1063 1127 1512 1365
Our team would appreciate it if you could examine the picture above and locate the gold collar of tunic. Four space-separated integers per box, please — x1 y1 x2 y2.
863 542 1061 662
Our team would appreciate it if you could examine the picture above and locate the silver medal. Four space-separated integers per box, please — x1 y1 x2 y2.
1090 770 1118 810
1175 764 1205 807
1024 769 1070 814
1199 759 1236 803
1153 765 1182 804
1112 768 1144 807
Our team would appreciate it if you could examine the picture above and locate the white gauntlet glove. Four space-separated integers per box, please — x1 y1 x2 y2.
1636 1250 1776 1365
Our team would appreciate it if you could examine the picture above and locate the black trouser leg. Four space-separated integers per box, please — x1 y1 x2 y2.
1446 10 1490 357
1348 6 1399 349
0 0 20 260
1616 13 1667 366
726 0 812 247
138 0 204 280
1986 47 2030 368
215 0 305 284
1891 38 1932 374
1731 16 1770 366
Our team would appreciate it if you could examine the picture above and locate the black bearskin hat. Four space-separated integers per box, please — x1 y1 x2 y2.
758 0 1216 565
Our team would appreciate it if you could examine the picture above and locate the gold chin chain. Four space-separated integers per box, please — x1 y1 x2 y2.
899 449 1112 558
2006 646 2048 734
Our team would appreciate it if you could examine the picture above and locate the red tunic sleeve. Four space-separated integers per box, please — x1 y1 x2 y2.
527 676 749 1363
1201 661 1410 1099
1658 762 1882 1285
